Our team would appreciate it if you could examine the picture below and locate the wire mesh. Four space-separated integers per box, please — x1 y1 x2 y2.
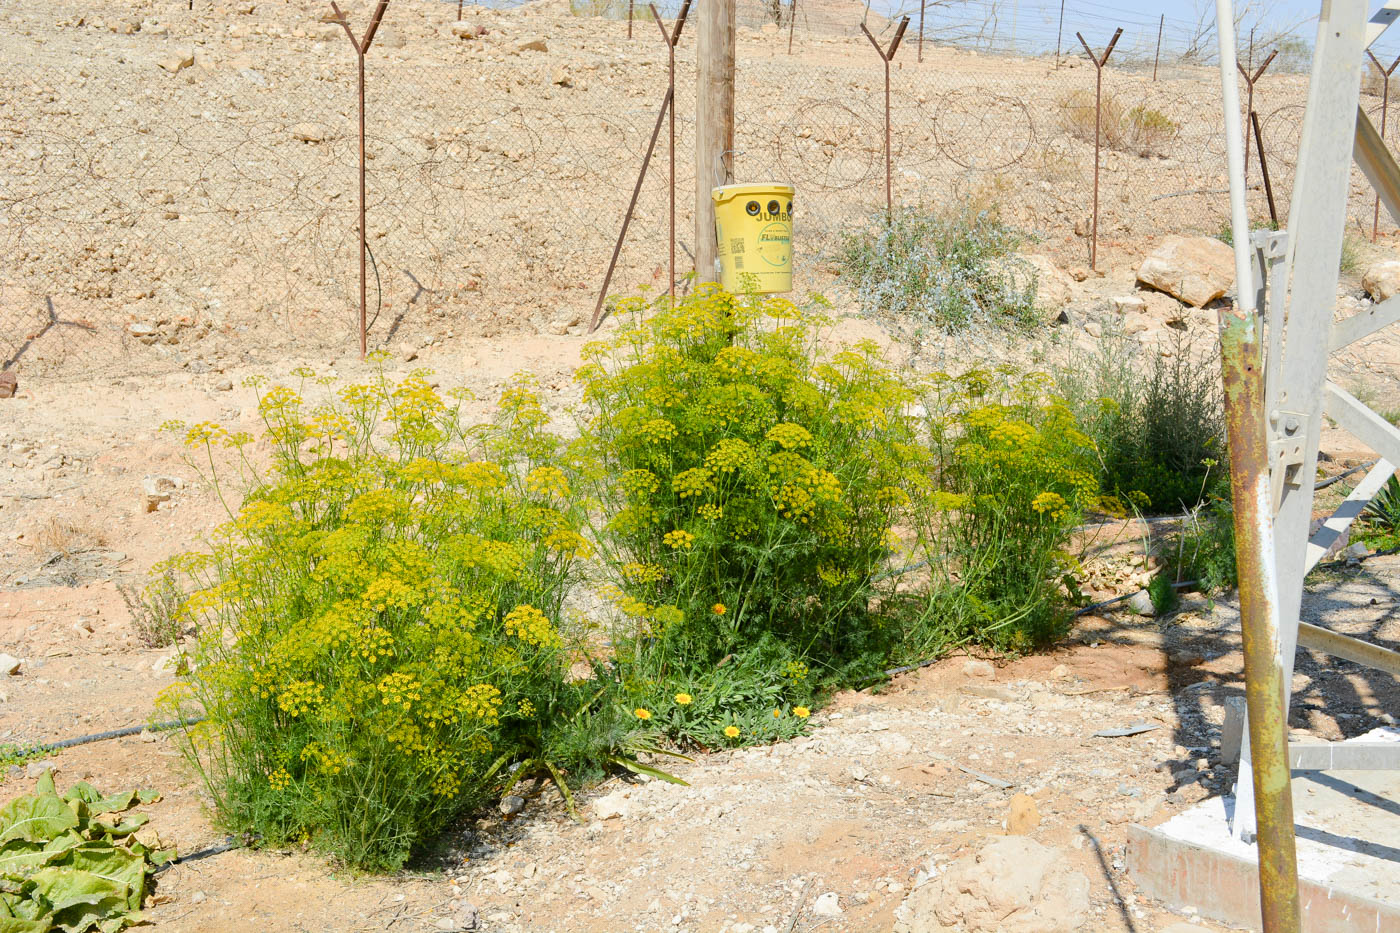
1 0 1396 378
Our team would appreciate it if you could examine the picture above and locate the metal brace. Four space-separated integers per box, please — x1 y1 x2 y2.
1251 229 1302 515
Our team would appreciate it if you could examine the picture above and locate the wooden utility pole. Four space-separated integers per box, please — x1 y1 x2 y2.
695 0 735 284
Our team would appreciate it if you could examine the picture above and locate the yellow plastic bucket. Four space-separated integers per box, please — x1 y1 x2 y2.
712 183 794 294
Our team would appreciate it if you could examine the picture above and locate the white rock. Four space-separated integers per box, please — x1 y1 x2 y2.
1362 259 1400 301
142 474 183 512
1136 235 1235 307
0 654 20 676
450 21 481 39
593 788 632 820
1111 295 1147 314
892 837 1090 933
962 659 995 679
812 892 843 917
1022 254 1075 308
290 123 327 143
158 51 195 73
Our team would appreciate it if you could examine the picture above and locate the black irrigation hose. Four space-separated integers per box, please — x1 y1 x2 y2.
8 717 206 760
154 836 247 874
1314 459 1381 491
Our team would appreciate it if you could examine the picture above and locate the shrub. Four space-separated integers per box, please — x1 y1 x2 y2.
1359 474 1400 550
836 205 1039 343
577 288 927 731
119 570 186 648
905 369 1100 654
156 365 606 870
1056 329 1224 514
1059 91 1178 156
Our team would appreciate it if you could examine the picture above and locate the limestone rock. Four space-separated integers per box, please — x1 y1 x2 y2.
0 654 21 676
812 892 843 917
518 37 547 52
1022 254 1074 308
1136 235 1235 307
0 371 16 399
291 123 327 143
1362 259 1400 302
1110 294 1147 314
142 474 184 512
1005 793 1040 835
451 21 484 39
893 837 1090 933
159 51 195 73
593 788 632 820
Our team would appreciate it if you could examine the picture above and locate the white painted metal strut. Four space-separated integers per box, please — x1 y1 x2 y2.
1227 0 1400 842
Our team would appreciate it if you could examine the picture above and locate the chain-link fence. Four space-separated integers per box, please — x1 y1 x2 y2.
2 0 1397 378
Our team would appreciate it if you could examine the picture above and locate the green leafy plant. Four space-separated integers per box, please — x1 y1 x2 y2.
0 772 173 933
578 289 925 725
1166 482 1238 594
156 364 612 870
836 205 1039 342
1359 474 1400 550
906 368 1100 654
1056 329 1224 513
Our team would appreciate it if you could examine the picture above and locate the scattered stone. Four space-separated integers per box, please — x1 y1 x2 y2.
552 67 573 88
1127 589 1156 617
214 377 233 392
142 474 184 512
0 655 22 676
189 891 207 905
1005 793 1040 835
498 794 525 817
158 51 195 73
1136 235 1235 307
451 21 484 39
962 659 995 679
1022 254 1074 308
127 322 158 342
518 37 548 52
593 788 632 820
1048 664 1070 680
25 760 56 779
0 371 16 399
1110 295 1147 314
291 123 327 143
812 892 843 917
1084 321 1104 338
1345 541 1370 560
893 837 1090 933
1362 259 1400 302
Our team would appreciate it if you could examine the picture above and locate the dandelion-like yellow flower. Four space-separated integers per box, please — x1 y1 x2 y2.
634 708 652 720
674 693 693 705
712 603 726 616
793 706 810 718
772 708 783 718
723 725 741 738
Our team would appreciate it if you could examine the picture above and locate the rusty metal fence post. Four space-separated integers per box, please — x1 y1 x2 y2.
1076 28 1122 272
1250 111 1278 225
1218 307 1303 933
1368 51 1400 240
1237 49 1276 182
658 0 691 306
329 0 390 360
918 0 926 63
1153 14 1164 81
861 16 909 220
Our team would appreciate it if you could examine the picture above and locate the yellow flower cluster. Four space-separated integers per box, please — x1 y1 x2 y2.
503 604 559 647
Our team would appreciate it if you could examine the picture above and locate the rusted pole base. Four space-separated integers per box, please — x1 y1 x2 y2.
1218 307 1303 933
